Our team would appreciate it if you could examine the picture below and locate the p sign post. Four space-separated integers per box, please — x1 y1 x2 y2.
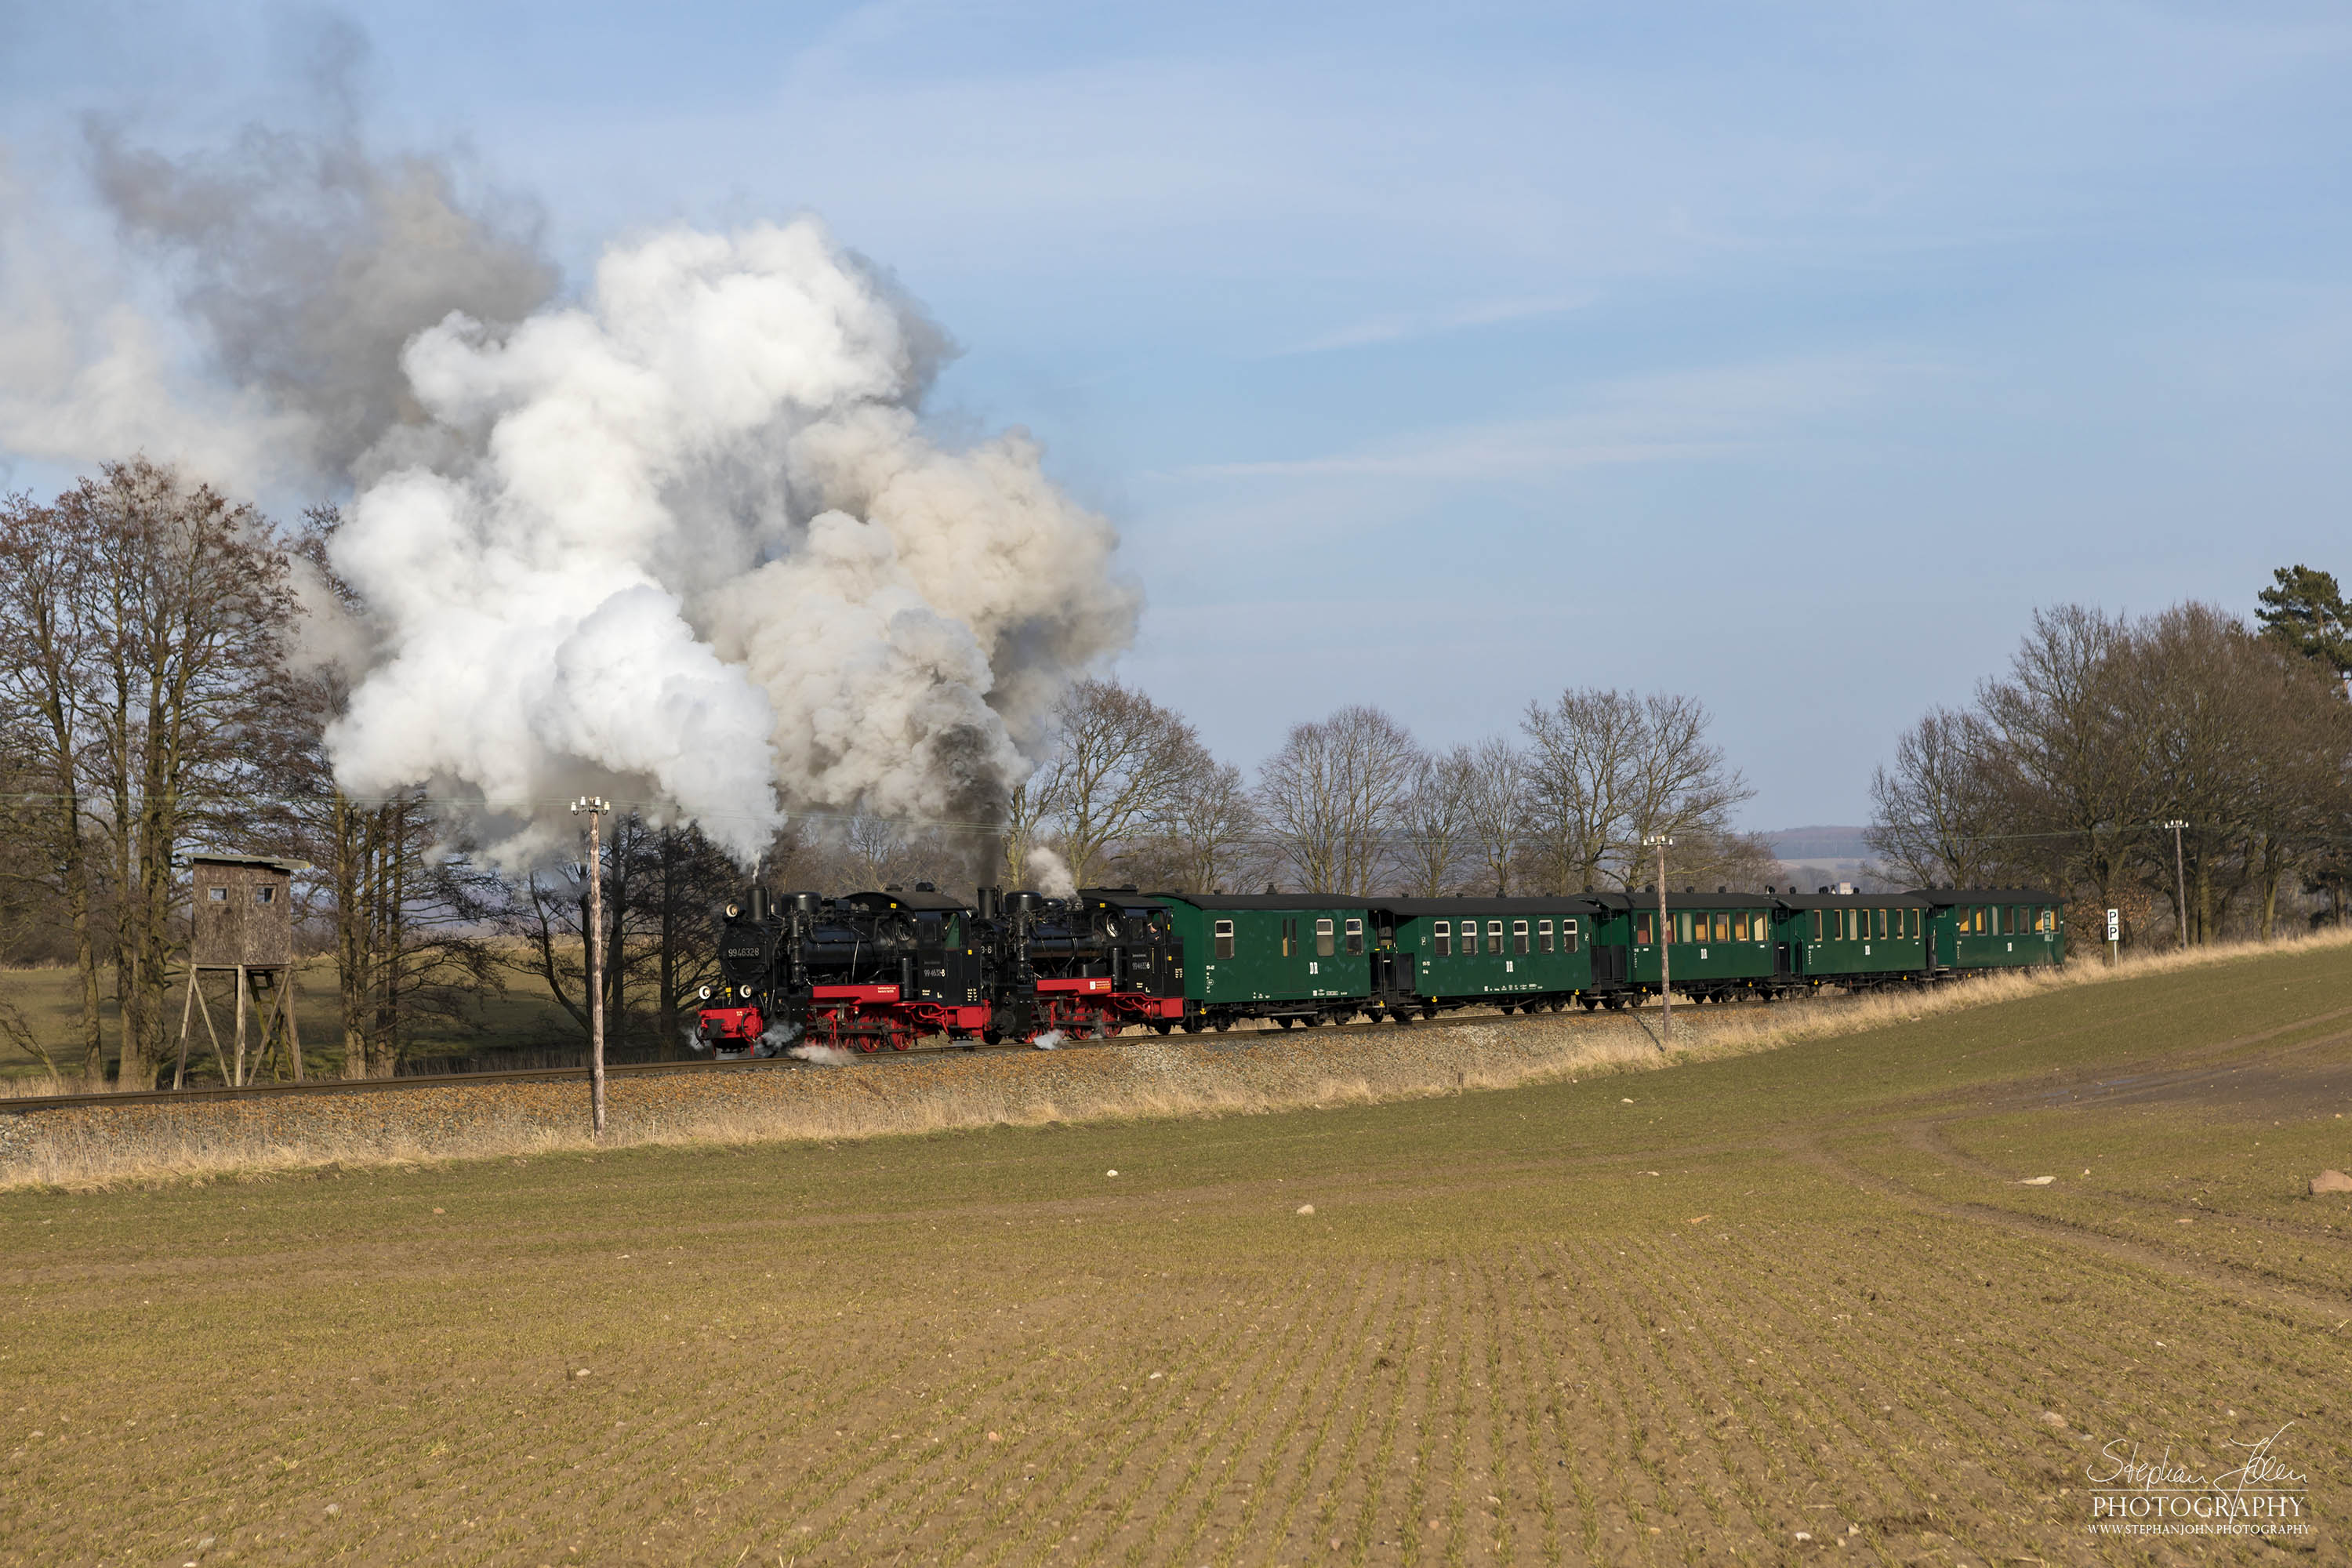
2106 907 2120 966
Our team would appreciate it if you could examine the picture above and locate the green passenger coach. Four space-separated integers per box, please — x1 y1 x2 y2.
1915 888 2066 971
1367 898 1602 1016
1600 891 1784 1001
1145 893 1375 1029
1777 891 1930 988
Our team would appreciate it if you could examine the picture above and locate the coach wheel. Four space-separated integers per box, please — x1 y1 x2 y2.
1276 1015 1295 1029
1421 1003 1439 1021
1580 996 1598 1011
1213 1016 1231 1033
1152 1022 1172 1036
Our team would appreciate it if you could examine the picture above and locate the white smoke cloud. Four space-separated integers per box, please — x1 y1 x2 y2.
1024 845 1078 898
788 1042 857 1067
325 217 1139 865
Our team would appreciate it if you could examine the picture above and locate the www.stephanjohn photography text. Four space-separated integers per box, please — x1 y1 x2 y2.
2086 1421 2314 1539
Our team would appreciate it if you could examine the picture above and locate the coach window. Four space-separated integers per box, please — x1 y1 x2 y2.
1316 918 1335 957
1512 920 1530 955
1633 913 1653 946
1713 913 1730 943
1874 909 1886 941
1810 909 1824 942
1214 919 1235 959
1537 919 1554 953
1434 920 1451 956
1563 918 1581 954
1344 917 1363 955
1486 920 1504 955
1731 912 1748 942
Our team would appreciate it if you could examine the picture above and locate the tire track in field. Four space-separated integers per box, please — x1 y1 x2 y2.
1788 1134 2352 1325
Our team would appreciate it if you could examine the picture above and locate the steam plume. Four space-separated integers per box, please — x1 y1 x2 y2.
328 218 1138 864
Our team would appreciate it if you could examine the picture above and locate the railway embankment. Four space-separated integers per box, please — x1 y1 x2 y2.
1 1003 1754 1187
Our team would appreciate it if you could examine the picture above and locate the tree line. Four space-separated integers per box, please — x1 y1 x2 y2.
1866 570 2352 946
982 684 1767 902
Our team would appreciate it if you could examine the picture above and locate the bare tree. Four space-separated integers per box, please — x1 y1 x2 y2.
1457 735 1529 895
1518 688 1650 893
1975 605 2145 918
1120 751 1260 894
844 812 909 890
67 460 300 1089
1616 693 1755 890
0 493 107 1083
1255 705 1419 893
1394 746 1474 895
1864 707 2005 889
1028 679 1202 887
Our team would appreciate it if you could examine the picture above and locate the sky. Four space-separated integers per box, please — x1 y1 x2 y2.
3 0 2347 830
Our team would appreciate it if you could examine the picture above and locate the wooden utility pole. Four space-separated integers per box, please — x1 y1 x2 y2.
574 797 611 1134
2163 819 2189 950
1645 833 1673 1049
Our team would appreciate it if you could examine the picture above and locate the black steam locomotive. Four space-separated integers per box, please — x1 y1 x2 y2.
694 884 1185 1054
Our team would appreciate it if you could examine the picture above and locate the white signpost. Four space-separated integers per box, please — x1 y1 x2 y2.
2106 907 2121 964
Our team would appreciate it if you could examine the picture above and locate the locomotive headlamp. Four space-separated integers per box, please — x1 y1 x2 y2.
697 985 713 1000
724 902 742 919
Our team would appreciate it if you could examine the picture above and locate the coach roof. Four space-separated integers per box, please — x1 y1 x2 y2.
1146 892 1374 912
1907 887 2064 906
1367 896 1606 919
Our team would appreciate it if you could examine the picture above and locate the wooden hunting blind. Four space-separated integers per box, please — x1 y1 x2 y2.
176 855 310 1088
191 856 297 968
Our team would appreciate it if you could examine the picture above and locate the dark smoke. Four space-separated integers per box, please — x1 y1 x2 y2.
82 15 556 485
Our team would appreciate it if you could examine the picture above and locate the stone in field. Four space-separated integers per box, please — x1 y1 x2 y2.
1297 1203 1314 1215
2310 1169 2352 1195
2020 1176 2055 1185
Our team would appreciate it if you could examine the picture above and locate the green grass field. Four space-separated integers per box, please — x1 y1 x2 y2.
0 956 586 1083
5 943 2350 1564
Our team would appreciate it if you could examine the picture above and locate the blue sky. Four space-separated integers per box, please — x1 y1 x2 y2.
5 1 2349 828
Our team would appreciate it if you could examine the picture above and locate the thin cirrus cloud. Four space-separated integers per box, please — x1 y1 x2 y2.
1279 292 1598 356
1175 351 1925 486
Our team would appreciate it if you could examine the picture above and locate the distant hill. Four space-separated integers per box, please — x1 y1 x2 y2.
1762 825 1874 861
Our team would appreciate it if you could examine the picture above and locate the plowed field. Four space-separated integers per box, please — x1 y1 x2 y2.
5 942 2350 1565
